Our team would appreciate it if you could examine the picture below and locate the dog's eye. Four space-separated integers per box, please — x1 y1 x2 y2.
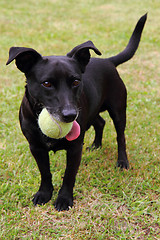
72 80 80 87
42 81 52 88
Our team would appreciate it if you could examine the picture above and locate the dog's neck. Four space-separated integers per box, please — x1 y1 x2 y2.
25 85 43 117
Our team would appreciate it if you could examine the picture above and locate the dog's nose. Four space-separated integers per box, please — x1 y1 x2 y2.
61 108 77 123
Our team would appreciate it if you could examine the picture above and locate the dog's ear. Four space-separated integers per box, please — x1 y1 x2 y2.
67 41 101 72
6 47 42 73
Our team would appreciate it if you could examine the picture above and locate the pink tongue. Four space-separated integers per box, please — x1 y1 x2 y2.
66 121 80 141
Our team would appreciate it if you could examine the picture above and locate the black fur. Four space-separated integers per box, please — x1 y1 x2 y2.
6 14 147 211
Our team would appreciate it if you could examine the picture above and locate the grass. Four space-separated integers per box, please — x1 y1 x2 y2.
0 0 160 239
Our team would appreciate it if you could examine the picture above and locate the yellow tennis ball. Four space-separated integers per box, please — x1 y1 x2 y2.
38 108 73 139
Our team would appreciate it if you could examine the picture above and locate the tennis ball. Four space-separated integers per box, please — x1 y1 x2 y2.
38 108 73 139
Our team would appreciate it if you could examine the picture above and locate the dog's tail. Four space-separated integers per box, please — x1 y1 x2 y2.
109 13 147 67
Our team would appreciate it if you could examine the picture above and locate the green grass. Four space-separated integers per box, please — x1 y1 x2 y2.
0 0 160 239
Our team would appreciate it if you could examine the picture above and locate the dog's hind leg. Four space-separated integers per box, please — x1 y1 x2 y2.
91 115 105 149
107 105 129 169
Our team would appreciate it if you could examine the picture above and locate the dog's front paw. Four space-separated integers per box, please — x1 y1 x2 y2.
32 189 53 206
55 193 73 211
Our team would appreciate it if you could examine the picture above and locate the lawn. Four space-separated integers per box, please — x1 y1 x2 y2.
0 0 160 239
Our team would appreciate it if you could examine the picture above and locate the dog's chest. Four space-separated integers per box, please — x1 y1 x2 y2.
41 133 68 152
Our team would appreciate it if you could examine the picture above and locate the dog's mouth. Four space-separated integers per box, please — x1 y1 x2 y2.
65 120 80 141
45 107 80 141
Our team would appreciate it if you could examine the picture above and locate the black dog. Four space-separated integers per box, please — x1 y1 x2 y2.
6 14 147 211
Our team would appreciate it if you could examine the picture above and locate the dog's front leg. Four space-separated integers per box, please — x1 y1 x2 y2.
55 142 83 211
30 145 53 206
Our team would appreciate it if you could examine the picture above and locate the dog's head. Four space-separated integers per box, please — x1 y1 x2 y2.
6 41 101 123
